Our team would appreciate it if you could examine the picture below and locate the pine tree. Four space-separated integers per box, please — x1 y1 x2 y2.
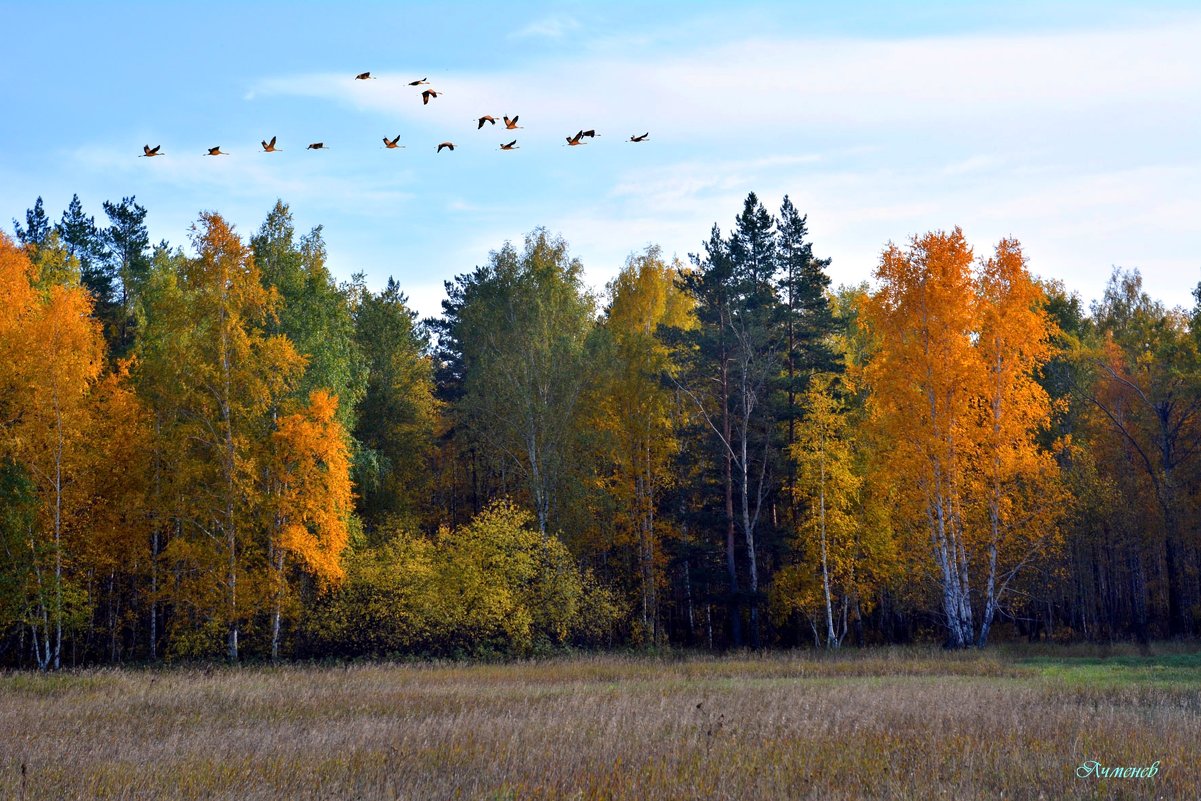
13 197 51 250
102 196 151 356
57 194 112 306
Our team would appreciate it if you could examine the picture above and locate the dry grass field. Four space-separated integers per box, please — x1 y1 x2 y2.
2 645 1198 800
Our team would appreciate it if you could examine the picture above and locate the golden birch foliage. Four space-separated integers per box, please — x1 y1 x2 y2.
0 233 37 335
858 229 1061 645
0 233 114 661
139 213 306 657
8 283 104 543
271 389 352 584
861 229 981 502
588 248 695 631
975 240 1064 574
76 365 151 575
790 378 860 588
776 373 896 642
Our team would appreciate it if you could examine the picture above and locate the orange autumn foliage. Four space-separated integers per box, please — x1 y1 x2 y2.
858 229 1063 647
271 389 353 584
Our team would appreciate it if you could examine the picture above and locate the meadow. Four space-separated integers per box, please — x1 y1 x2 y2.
2 645 1198 800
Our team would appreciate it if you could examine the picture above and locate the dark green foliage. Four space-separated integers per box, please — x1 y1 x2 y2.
102 196 151 356
352 276 437 532
13 197 51 249
434 228 595 539
0 462 38 661
57 194 112 307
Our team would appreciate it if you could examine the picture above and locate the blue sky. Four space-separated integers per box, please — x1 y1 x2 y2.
2 1 1199 318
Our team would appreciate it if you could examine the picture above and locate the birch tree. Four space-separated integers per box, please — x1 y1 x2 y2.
860 229 1061 647
437 228 594 538
592 246 695 640
137 213 304 660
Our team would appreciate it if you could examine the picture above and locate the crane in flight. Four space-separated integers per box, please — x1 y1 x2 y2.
477 115 498 129
261 136 280 152
355 72 375 80
307 142 327 150
503 115 522 130
500 140 518 150
206 146 229 156
629 133 649 142
140 145 163 157
383 135 404 149
437 142 455 153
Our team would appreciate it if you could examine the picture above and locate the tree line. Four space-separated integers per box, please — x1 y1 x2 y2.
2 191 1199 667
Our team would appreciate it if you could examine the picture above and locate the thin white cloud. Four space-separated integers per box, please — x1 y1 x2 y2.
509 15 581 40
44 15 1201 319
246 19 1201 142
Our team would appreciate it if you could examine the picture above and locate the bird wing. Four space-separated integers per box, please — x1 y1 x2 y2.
269 136 276 147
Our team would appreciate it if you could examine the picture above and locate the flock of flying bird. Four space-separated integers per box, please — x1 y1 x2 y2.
137 71 650 158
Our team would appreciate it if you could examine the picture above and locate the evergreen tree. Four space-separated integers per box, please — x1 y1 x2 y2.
777 196 838 517
13 197 51 250
57 194 112 305
353 277 438 531
102 196 151 356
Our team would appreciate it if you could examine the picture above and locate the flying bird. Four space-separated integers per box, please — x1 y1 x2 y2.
437 142 455 153
565 130 586 146
408 77 429 86
307 142 327 150
477 115 498 129
629 132 649 142
580 129 599 138
503 115 522 129
355 72 375 80
261 136 280 152
421 89 440 105
206 146 228 156
499 140 518 150
140 144 163 157
383 135 404 149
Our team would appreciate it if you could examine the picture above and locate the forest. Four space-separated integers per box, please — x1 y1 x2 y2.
2 191 1199 669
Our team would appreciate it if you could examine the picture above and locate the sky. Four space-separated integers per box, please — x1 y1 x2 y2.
2 0 1199 319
